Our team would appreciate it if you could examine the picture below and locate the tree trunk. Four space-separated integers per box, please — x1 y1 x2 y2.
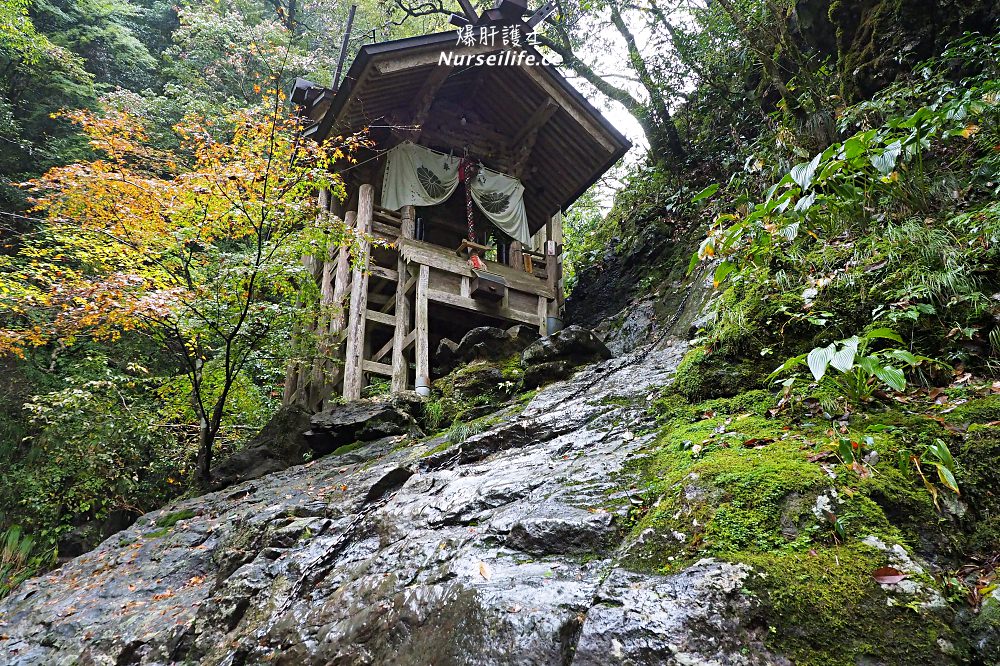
196 416 215 489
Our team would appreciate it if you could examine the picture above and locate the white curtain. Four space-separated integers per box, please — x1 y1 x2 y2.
381 142 531 243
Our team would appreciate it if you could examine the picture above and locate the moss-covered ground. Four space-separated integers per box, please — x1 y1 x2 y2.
611 387 1000 664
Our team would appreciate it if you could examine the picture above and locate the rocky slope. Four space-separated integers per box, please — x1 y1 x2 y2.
2 339 774 665
2 294 998 664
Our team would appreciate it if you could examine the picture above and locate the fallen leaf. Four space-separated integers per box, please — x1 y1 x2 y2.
478 561 492 581
872 566 907 585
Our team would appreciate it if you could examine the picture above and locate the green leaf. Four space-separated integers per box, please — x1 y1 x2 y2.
873 364 906 392
864 327 904 343
830 337 859 372
843 136 866 160
871 140 902 176
885 349 921 366
691 183 719 203
713 260 736 287
790 152 823 190
933 463 960 495
768 354 805 382
794 192 816 213
807 343 836 381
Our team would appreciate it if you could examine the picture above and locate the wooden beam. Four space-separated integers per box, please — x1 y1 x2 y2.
372 220 400 239
512 99 558 178
415 264 430 391
537 295 547 335
373 337 394 364
426 287 540 327
519 64 616 153
342 185 374 401
365 308 396 327
362 360 393 376
456 0 479 22
370 264 398 281
398 238 554 299
411 66 454 140
510 241 524 272
392 206 415 392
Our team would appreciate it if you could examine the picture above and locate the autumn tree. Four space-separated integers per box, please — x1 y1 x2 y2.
0 92 360 488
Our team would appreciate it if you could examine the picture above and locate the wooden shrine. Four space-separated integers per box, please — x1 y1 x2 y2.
284 0 630 407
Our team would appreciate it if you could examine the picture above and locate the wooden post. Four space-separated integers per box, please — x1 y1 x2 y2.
414 264 430 393
510 241 524 272
343 185 374 401
295 254 322 396
391 206 415 392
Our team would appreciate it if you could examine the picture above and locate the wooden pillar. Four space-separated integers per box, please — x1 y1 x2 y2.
343 185 374 401
414 264 430 393
295 254 322 395
510 241 524 272
391 205 415 392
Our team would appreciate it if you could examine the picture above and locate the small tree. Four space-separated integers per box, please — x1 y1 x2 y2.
0 92 359 487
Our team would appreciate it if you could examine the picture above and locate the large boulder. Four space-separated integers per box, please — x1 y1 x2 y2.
521 325 612 388
210 405 313 490
306 394 424 454
434 325 539 376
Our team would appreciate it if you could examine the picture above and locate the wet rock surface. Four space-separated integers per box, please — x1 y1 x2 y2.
0 340 789 665
305 393 424 454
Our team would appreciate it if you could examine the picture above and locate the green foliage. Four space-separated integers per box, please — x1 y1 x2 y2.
769 328 939 402
4 354 183 547
1 524 54 600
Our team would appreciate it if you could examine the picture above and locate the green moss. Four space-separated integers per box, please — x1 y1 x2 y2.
421 440 455 458
145 527 171 538
330 441 364 456
155 508 196 528
740 545 956 665
670 346 767 402
943 394 1000 425
954 426 1000 518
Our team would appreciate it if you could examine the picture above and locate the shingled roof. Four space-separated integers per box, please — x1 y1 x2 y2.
302 17 630 235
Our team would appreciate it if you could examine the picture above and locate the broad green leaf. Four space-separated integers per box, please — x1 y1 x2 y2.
873 364 906 392
768 354 805 381
691 183 719 203
794 192 816 213
864 327 904 343
843 136 866 160
830 337 859 372
713 260 736 288
790 152 823 190
885 348 921 365
807 343 836 381
871 140 902 176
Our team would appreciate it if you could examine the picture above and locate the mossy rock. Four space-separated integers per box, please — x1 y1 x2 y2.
670 346 767 401
620 394 963 664
954 426 1000 518
740 545 960 665
424 355 524 433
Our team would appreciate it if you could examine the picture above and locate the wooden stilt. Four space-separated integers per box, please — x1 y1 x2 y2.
510 241 524 272
343 185 374 401
391 205 415 392
414 264 430 392
295 254 322 397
